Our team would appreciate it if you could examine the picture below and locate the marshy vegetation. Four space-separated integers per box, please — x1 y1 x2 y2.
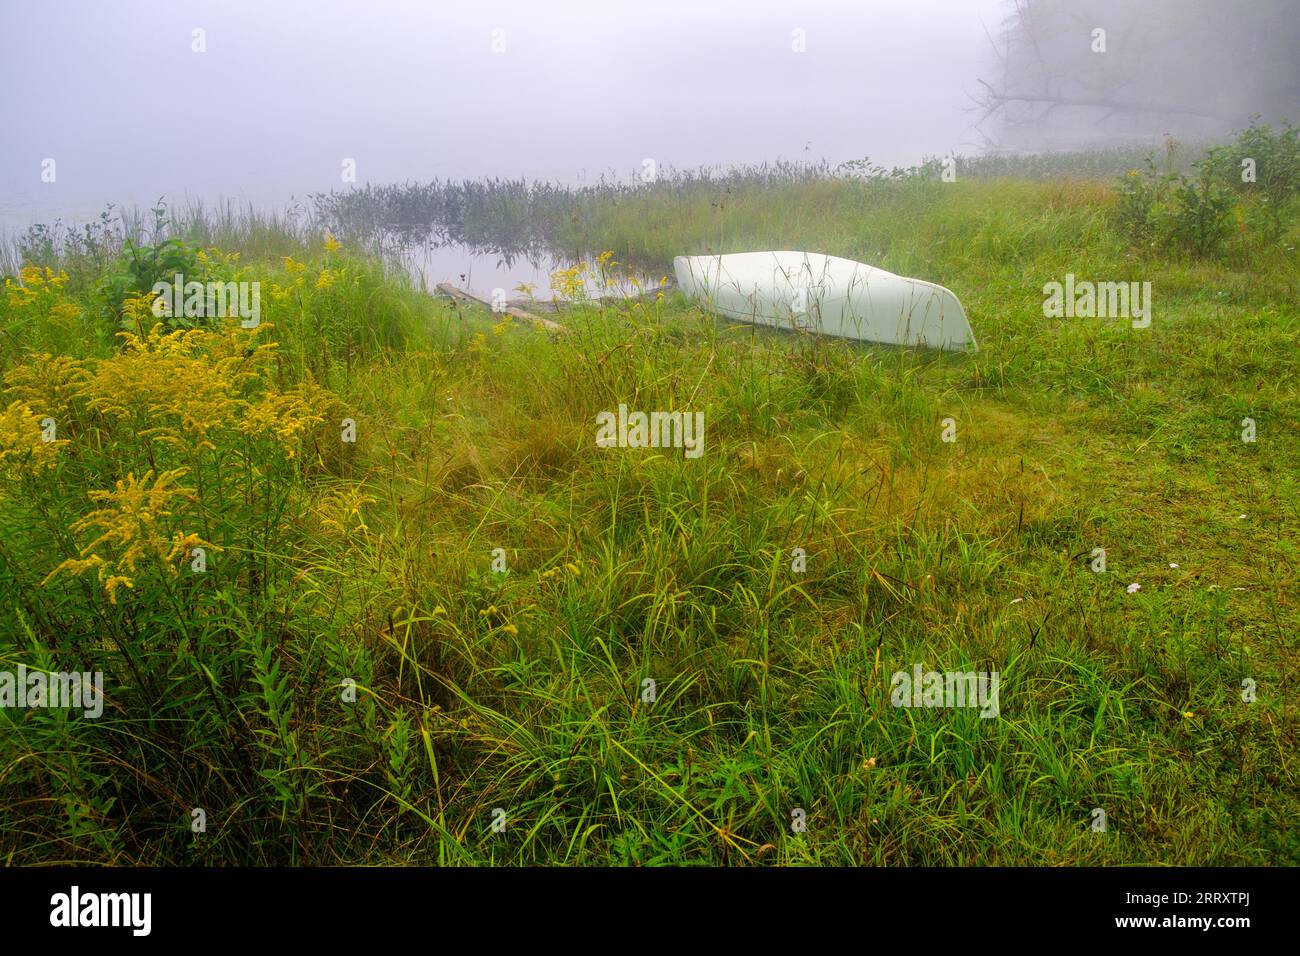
0 127 1296 865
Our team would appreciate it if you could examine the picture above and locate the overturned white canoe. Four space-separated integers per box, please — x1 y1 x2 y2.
673 251 976 351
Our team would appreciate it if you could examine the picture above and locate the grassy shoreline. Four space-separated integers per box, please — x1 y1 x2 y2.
1 153 1296 865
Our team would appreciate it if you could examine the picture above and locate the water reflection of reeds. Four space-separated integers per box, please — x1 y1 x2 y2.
308 161 843 267
4 146 1201 278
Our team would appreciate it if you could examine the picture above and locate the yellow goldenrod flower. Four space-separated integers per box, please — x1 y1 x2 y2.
4 354 84 423
77 324 247 451
550 263 590 301
7 265 69 309
50 301 82 326
41 469 214 604
238 387 327 457
0 399 66 479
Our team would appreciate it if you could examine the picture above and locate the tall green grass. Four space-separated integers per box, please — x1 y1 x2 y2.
0 158 1296 865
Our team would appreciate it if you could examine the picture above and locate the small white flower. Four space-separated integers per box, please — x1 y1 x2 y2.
1169 563 1179 569
1239 514 1247 520
1127 582 1141 593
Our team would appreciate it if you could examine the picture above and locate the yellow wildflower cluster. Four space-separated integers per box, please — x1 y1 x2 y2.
49 299 83 327
4 265 69 307
4 354 84 422
4 266 82 331
550 262 590 301
324 234 342 253
270 256 350 302
41 468 213 604
191 247 240 271
202 248 239 267
122 290 164 327
2 318 338 462
552 253 623 300
237 379 330 458
74 322 274 453
594 251 621 290
0 399 66 480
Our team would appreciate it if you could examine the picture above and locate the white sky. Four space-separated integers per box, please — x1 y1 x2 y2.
0 0 1011 225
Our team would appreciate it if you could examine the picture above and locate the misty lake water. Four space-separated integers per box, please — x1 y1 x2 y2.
1 199 662 306
395 242 660 304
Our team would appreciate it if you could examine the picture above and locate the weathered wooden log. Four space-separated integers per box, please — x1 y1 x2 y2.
434 282 567 334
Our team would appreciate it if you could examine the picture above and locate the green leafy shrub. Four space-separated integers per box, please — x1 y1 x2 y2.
96 204 233 331
1201 119 1300 241
1115 156 1165 248
1112 125 1298 256
1160 165 1236 256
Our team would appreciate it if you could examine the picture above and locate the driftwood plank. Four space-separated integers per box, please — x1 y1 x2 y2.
435 282 567 334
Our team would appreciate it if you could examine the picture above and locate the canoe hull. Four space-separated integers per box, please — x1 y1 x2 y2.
673 252 976 351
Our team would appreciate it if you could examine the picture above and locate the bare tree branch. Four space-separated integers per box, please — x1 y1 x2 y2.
973 85 1240 122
